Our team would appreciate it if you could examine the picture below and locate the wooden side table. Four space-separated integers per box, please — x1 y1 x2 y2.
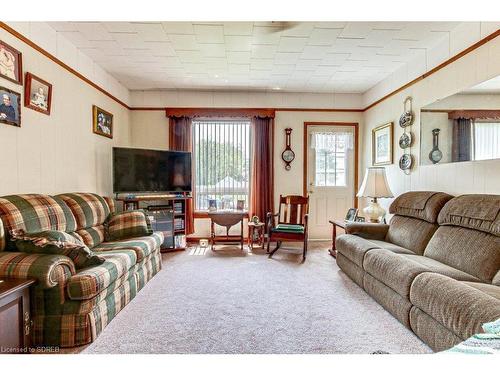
248 222 265 250
208 211 248 251
0 278 35 353
328 220 346 258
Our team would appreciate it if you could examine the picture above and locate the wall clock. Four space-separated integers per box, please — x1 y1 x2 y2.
282 128 295 170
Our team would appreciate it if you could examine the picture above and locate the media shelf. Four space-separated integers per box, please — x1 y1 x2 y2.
116 192 191 252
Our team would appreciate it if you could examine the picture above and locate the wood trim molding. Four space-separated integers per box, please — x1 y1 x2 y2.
166 107 275 118
0 22 131 110
302 122 359 209
131 107 364 112
448 109 500 119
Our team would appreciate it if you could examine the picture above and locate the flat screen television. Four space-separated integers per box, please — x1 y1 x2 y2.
113 147 192 193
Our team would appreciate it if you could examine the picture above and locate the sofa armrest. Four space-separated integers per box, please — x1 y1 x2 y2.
0 251 76 288
344 222 390 240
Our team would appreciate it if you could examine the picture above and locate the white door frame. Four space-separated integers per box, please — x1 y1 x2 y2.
303 122 359 209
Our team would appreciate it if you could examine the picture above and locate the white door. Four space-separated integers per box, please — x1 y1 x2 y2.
306 125 356 239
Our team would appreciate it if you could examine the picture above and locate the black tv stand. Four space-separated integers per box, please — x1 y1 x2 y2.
116 192 191 252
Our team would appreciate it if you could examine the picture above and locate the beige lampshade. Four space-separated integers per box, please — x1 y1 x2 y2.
357 167 394 198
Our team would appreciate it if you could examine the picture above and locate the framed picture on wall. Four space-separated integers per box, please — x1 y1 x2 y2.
24 73 52 115
0 40 23 85
0 86 21 127
92 105 113 139
372 122 393 166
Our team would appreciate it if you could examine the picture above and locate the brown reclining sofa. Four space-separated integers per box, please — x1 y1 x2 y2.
336 191 500 351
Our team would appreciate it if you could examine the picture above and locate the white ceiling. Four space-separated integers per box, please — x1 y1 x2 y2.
48 21 461 93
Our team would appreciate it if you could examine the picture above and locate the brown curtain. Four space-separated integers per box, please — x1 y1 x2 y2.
250 116 274 224
452 117 472 162
168 116 194 235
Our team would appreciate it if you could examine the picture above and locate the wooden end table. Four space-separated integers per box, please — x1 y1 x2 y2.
248 222 265 250
208 210 248 251
328 220 346 258
0 278 35 353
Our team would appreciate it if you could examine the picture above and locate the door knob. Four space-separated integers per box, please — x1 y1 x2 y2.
308 190 314 194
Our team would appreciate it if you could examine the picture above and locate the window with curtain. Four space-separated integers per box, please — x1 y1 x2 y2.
192 119 251 211
474 121 500 161
311 132 353 187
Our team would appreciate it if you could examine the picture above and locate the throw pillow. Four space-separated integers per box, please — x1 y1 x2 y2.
105 210 153 241
11 229 105 269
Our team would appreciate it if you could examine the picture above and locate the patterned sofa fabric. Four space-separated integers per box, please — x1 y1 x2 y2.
0 194 77 251
94 232 164 263
56 193 113 249
105 209 153 242
66 249 137 300
0 251 75 288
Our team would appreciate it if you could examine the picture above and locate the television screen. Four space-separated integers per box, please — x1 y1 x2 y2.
113 147 192 193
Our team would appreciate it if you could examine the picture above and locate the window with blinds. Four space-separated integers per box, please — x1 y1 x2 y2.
192 120 251 211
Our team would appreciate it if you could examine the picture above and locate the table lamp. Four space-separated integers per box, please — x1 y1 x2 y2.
357 167 394 223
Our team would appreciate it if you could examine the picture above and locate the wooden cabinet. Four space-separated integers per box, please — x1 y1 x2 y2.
0 279 35 354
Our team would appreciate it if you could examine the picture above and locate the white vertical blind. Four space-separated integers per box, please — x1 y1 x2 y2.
193 120 251 210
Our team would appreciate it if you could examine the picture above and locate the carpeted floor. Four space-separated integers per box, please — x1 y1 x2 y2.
83 242 432 354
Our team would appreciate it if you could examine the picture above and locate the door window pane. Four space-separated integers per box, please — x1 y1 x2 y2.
313 133 348 187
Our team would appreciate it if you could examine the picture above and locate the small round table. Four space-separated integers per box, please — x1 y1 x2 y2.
248 222 265 250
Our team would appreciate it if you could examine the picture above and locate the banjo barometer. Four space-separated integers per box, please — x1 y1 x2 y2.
281 128 295 171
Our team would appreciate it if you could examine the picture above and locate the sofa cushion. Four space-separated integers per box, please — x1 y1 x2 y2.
74 225 105 249
385 216 439 255
401 255 479 282
410 273 500 340
0 194 77 251
93 232 163 263
366 239 415 255
363 249 429 297
438 194 500 237
11 229 105 269
462 282 500 301
335 234 381 267
66 250 137 300
56 193 111 230
423 226 500 283
494 271 500 287
105 210 153 241
389 191 453 224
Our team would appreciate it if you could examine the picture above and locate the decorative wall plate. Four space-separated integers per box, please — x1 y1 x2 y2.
399 154 413 170
399 132 413 149
399 111 413 128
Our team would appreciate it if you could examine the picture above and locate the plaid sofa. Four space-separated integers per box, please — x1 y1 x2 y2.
0 193 163 348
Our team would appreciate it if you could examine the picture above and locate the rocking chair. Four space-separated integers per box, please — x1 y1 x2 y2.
266 195 309 262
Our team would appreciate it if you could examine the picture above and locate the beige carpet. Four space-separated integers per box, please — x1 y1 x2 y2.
83 242 431 354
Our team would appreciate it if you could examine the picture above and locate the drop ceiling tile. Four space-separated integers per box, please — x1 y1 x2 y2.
339 23 374 39
296 59 323 70
194 24 225 44
175 50 203 63
144 41 176 56
250 58 274 71
227 51 251 64
101 22 136 33
278 37 308 52
112 33 145 48
229 64 251 74
48 22 79 32
169 34 198 50
199 43 226 57
58 31 96 49
225 36 252 51
161 22 195 35
282 23 315 37
223 22 254 36
274 52 301 65
251 44 278 59
133 22 169 42
72 22 110 41
308 28 342 46
252 26 282 45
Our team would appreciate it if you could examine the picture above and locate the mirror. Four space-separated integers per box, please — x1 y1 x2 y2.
420 75 500 166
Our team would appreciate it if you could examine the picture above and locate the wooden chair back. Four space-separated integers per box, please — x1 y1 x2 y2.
277 195 309 225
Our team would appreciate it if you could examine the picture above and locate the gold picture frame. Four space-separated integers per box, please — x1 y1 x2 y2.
372 122 393 166
92 105 113 139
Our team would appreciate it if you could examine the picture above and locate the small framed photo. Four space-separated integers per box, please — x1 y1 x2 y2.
208 199 217 212
0 86 21 127
236 199 245 211
0 40 23 85
355 216 366 223
92 105 113 139
372 122 393 166
345 208 358 222
24 73 52 115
